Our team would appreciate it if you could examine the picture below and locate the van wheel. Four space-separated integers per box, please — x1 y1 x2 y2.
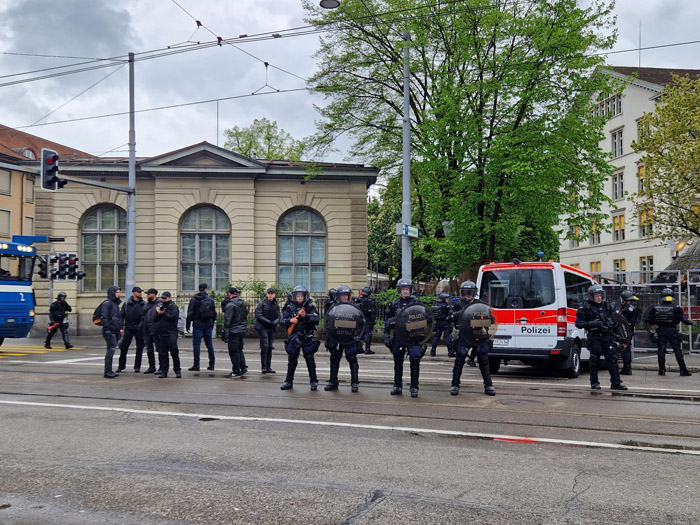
566 344 581 379
489 357 501 375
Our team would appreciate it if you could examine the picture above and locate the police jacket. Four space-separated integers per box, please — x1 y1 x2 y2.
224 297 249 336
154 300 180 335
283 300 319 336
49 300 72 324
384 295 420 334
186 291 217 330
619 303 641 331
141 298 160 336
431 300 450 322
254 297 280 331
644 303 692 328
324 298 336 317
121 296 145 330
575 300 616 336
356 296 376 325
99 286 122 334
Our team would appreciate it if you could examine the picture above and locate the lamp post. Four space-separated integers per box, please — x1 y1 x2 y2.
320 0 340 8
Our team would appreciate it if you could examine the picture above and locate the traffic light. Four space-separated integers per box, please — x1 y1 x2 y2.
56 252 68 280
40 148 67 191
37 256 48 279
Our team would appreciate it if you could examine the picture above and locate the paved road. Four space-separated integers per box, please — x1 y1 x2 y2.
1 337 700 524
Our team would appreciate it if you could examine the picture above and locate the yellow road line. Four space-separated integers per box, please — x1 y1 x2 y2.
0 353 28 357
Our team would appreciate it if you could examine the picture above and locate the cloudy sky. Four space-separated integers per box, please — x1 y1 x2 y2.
0 0 698 161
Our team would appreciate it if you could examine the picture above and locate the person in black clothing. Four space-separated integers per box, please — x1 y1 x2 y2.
324 285 361 392
384 278 425 397
323 288 338 356
154 291 181 378
254 287 280 374
430 292 451 357
45 291 73 349
281 286 320 391
448 281 496 396
140 288 159 374
100 286 122 378
117 286 145 372
618 290 640 375
356 287 376 354
575 284 628 390
186 283 218 371
644 287 693 376
223 287 249 378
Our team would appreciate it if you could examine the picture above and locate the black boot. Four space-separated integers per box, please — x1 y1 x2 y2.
325 355 340 390
477 353 495 396
349 359 359 392
304 354 318 390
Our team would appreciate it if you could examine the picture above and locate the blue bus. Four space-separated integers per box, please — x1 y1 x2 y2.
0 237 38 346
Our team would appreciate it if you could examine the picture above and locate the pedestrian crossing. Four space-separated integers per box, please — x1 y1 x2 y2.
0 345 83 359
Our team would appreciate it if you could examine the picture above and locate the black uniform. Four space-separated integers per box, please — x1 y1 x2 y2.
100 286 123 376
384 295 424 395
575 299 624 388
282 301 320 389
323 295 338 353
356 295 376 353
325 302 361 391
644 302 693 375
223 297 249 376
45 299 72 349
118 296 145 372
254 296 280 373
140 297 159 373
448 298 494 394
619 302 640 374
430 298 451 357
154 300 181 378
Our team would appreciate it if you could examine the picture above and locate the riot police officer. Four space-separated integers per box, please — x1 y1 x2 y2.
45 291 73 349
448 281 496 396
324 285 361 392
323 288 338 355
281 286 320 391
644 287 693 376
356 287 376 354
575 284 628 390
384 278 425 397
619 290 640 375
430 292 452 357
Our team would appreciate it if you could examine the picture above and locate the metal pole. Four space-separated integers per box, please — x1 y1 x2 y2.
126 52 136 295
401 31 412 281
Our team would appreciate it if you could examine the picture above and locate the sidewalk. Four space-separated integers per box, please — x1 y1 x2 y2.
9 335 700 373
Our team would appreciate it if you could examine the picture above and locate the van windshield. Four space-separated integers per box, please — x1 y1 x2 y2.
479 269 556 309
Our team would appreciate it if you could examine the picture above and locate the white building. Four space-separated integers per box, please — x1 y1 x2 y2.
558 66 700 284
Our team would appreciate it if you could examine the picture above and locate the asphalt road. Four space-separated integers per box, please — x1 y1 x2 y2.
1 337 700 524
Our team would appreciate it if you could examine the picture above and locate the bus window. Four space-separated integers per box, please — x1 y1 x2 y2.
0 255 34 282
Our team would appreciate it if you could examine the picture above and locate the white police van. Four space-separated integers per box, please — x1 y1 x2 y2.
476 260 596 378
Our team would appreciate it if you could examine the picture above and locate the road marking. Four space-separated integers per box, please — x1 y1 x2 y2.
0 399 698 456
43 357 105 364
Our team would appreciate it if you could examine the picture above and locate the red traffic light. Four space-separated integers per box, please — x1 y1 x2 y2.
47 155 57 164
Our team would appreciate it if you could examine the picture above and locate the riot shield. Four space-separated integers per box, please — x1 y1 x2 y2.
613 312 632 345
325 303 366 346
458 302 498 344
394 303 435 346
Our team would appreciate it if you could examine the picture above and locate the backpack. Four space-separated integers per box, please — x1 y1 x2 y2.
198 296 217 322
93 301 105 326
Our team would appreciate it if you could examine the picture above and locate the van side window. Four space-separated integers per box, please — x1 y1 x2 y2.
565 272 592 309
479 270 511 308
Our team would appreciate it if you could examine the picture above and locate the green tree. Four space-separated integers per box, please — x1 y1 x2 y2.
305 0 618 275
224 118 307 160
632 74 700 239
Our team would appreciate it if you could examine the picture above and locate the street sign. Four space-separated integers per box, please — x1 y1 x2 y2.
395 223 422 239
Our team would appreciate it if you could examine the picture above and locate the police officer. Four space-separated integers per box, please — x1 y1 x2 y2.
384 278 425 397
644 287 693 376
45 291 73 349
619 290 640 375
323 288 339 355
281 286 320 391
575 284 628 390
154 291 182 379
324 285 361 392
356 287 376 354
430 292 452 357
140 288 159 374
254 287 280 374
223 287 249 378
117 286 145 373
448 281 496 396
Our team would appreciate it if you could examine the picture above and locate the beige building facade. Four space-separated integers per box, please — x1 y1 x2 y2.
0 162 36 241
33 142 378 334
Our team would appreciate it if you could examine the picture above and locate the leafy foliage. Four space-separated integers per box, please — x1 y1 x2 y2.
224 118 307 160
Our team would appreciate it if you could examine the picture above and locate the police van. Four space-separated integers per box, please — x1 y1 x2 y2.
476 260 596 378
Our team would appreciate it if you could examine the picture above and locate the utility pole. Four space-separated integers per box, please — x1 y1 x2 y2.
401 31 412 281
126 52 136 295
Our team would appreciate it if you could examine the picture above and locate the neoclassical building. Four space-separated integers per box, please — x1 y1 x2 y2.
33 141 378 333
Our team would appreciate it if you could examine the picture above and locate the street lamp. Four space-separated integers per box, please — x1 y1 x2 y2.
320 0 340 8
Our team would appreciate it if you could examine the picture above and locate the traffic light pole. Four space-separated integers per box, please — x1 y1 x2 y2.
126 52 136 296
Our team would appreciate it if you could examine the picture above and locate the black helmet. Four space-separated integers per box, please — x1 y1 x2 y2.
57 291 67 299
360 286 372 297
460 280 477 299
396 278 413 293
587 284 604 300
328 288 337 300
438 292 450 301
661 287 674 302
292 285 309 301
620 290 638 303
336 284 352 301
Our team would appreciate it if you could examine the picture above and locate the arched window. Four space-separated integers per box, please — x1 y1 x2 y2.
81 206 126 292
180 206 230 291
277 208 326 292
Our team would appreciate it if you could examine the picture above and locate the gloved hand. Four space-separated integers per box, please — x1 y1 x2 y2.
272 319 280 327
222 333 229 343
683 319 694 326
383 332 392 349
588 319 602 329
